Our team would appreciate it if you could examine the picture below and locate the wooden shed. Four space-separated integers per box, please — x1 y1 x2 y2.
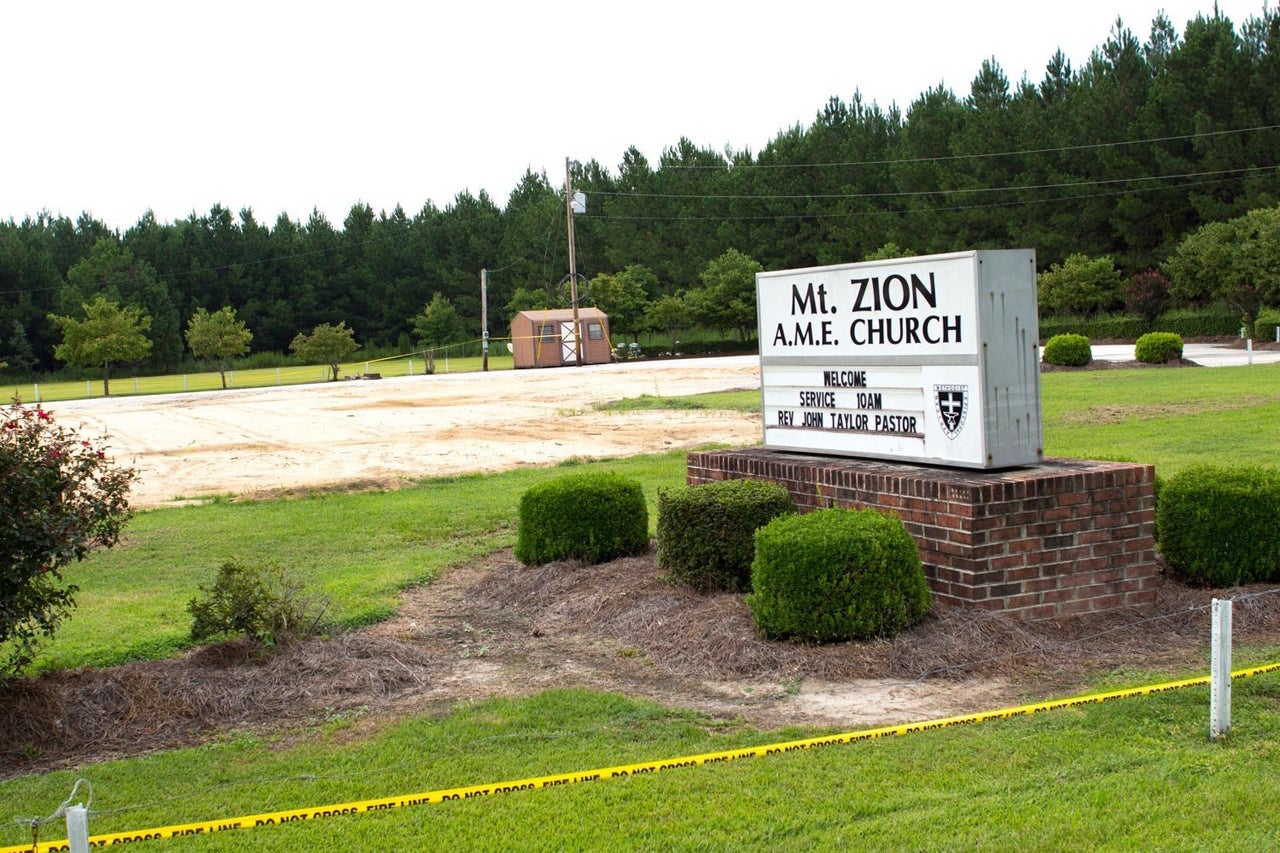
510 308 612 368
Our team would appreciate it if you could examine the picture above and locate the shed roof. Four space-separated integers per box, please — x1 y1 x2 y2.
515 307 607 323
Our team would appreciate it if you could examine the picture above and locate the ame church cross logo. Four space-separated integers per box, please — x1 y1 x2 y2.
934 385 968 440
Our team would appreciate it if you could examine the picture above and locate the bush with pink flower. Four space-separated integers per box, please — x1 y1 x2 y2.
0 400 138 679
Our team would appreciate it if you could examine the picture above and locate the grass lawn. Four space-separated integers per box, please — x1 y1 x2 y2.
1041 362 1280 474
3 681 1280 850
28 452 692 672
595 389 760 413
3 362 1280 850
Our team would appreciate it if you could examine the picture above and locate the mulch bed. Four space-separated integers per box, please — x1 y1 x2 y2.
4 549 1279 780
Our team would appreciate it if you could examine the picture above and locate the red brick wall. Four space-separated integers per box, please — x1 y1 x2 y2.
687 449 1158 620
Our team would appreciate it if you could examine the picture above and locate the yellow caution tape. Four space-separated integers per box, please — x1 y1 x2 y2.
7 661 1279 852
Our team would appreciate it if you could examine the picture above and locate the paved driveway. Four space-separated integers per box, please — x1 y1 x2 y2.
1085 342 1280 367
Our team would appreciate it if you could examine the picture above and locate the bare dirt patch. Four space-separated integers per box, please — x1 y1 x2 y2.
48 357 764 508
1057 394 1280 425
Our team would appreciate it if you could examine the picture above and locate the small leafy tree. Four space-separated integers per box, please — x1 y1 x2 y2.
690 249 763 341
0 320 37 378
1037 254 1124 317
644 293 688 354
863 242 910 261
1 401 138 678
590 264 656 342
290 321 358 381
411 292 464 351
62 238 181 368
186 306 253 389
1123 269 1171 323
49 296 153 396
505 286 556 319
1164 206 1280 340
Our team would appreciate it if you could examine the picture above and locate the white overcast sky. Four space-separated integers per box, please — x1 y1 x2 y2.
0 0 1269 232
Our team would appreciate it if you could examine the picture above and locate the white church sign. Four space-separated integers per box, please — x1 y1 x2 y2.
756 249 1042 469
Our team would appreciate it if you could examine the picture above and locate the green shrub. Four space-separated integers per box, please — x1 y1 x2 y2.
1124 269 1171 323
1256 307 1279 342
1134 332 1184 364
1156 465 1280 586
1042 333 1092 366
746 508 931 642
1037 253 1124 316
1037 306 1269 341
657 479 795 591
514 472 649 565
0 401 138 679
1154 306 1242 337
188 560 327 646
1038 314 1146 341
230 350 293 370
674 338 759 356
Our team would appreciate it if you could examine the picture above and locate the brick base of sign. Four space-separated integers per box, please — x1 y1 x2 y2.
686 449 1158 620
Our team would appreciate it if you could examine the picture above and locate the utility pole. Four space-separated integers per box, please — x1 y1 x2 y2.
480 267 489 371
565 156 584 365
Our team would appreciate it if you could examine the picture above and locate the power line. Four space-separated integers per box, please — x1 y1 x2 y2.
656 123 1280 171
0 286 61 296
590 168 1275 222
586 165 1276 202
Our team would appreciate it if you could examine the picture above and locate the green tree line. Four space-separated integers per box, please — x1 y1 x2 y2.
2 8 1279 375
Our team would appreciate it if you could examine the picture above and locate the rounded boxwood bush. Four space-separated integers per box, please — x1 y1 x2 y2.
1042 333 1092 366
657 478 795 592
1156 465 1280 586
514 472 649 565
1134 331 1184 364
746 508 931 642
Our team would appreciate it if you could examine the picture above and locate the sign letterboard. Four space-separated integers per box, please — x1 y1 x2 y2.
756 250 1042 469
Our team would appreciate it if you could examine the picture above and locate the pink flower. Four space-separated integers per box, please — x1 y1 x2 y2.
36 409 50 421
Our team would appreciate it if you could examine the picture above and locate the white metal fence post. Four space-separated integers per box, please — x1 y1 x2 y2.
66 804 89 853
1210 598 1232 739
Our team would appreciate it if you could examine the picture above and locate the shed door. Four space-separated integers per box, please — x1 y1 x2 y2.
560 321 578 363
